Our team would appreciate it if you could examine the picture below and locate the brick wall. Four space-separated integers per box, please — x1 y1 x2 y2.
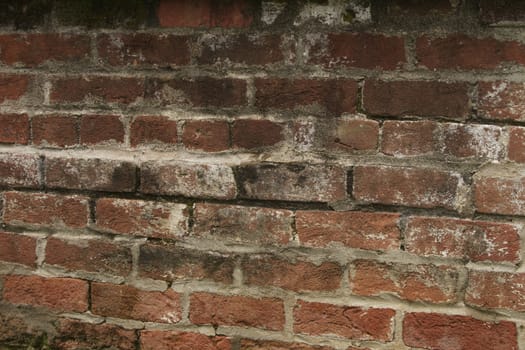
1 0 525 349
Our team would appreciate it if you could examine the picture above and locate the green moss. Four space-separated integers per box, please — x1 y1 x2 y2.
55 0 154 28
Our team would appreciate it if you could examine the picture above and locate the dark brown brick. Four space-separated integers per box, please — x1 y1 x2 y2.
182 120 229 152
80 115 125 145
232 119 283 149
0 114 29 144
130 115 178 147
32 115 78 147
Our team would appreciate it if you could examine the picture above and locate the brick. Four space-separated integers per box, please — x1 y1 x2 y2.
190 293 285 330
331 119 379 151
480 0 525 24
509 127 525 163
138 242 234 284
378 0 455 15
0 232 36 267
130 115 177 147
97 33 190 67
441 123 503 159
474 164 525 216
240 340 336 350
293 300 394 341
351 260 459 303
381 120 437 156
3 275 88 312
79 115 124 145
198 34 283 65
193 203 293 245
403 312 517 350
255 78 358 116
52 319 137 350
242 255 342 292
363 80 469 119
310 33 405 70
0 74 29 102
51 76 144 104
417 34 525 70
0 310 50 345
296 211 401 251
405 216 521 263
32 115 78 147
353 165 461 210
0 153 40 188
3 192 89 229
236 163 346 202
91 283 181 323
145 77 246 107
466 271 525 312
0 33 90 66
141 330 231 350
478 81 525 121
45 237 132 276
95 198 187 238
45 157 136 192
0 114 29 144
182 120 229 152
232 119 283 149
140 161 236 199
157 0 255 28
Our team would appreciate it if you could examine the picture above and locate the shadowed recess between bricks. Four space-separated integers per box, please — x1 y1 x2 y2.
1 0 525 349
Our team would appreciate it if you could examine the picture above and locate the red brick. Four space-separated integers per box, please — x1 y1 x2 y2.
32 115 78 147
193 203 293 245
480 0 525 24
145 77 246 107
296 211 400 251
293 300 395 341
0 74 29 103
0 114 29 144
351 260 459 303
141 330 231 350
0 153 40 188
242 255 342 292
45 157 136 192
190 293 284 330
232 119 283 149
51 76 144 104
417 34 525 70
466 271 525 312
236 163 346 202
240 340 336 350
3 192 89 229
45 237 132 276
405 216 521 263
509 127 525 163
441 123 503 159
140 161 236 199
130 115 177 147
138 242 235 284
52 319 137 350
310 33 405 70
80 115 124 145
403 313 517 350
381 120 437 156
182 120 229 152
0 232 36 267
363 80 469 119
0 34 90 66
255 78 358 116
474 164 525 215
157 0 254 28
478 81 525 121
97 33 190 67
331 119 379 151
91 283 181 323
95 198 187 238
3 275 88 312
198 34 283 65
353 165 461 210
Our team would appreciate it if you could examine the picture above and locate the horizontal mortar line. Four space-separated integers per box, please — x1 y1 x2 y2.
4 65 525 81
